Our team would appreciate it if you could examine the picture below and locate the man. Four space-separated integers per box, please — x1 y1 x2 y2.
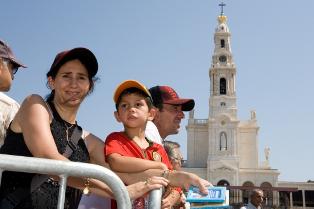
144 85 196 207
0 39 26 146
241 189 264 209
146 85 195 144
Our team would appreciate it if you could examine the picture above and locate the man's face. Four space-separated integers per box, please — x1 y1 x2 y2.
0 58 16 91
153 103 185 139
251 191 264 207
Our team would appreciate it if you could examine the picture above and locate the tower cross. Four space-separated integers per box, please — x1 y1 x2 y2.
219 2 226 15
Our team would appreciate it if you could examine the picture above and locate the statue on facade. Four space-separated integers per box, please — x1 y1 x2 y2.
250 110 256 120
220 132 227 150
264 146 270 162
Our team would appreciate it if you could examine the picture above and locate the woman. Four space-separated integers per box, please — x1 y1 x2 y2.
0 47 167 209
163 141 183 171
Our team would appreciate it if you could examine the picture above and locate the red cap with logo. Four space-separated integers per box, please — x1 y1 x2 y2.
149 86 195 111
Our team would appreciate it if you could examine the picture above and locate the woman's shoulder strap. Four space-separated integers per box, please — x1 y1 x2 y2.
44 101 54 120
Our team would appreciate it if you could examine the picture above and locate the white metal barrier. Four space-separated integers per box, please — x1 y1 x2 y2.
0 154 131 209
148 188 163 209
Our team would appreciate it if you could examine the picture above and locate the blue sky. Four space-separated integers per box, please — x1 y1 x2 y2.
2 1 314 182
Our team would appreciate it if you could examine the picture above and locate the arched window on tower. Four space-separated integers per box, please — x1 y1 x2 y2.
220 78 226 95
220 39 225 48
217 179 230 187
242 181 255 204
220 132 227 150
217 180 234 204
261 182 273 207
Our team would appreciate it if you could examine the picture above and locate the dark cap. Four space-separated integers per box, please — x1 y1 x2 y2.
0 39 26 68
47 47 98 78
149 86 195 111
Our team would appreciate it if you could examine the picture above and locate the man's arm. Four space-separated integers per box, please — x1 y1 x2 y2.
117 169 212 194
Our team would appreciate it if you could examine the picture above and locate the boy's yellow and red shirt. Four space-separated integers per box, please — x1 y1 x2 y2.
104 131 172 168
104 131 182 209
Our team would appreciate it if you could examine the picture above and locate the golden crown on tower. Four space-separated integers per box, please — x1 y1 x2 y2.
218 15 227 24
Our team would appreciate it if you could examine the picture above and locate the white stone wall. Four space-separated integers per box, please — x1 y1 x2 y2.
238 122 259 169
239 169 280 187
182 167 207 180
186 120 208 167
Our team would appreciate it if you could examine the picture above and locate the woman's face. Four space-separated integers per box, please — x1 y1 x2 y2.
48 59 91 107
171 147 183 170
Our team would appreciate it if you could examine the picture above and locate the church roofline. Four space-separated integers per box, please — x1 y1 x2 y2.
227 185 298 192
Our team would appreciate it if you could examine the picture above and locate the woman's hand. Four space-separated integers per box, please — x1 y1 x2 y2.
126 176 169 200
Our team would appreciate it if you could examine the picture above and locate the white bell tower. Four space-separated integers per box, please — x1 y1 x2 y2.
209 9 237 119
185 3 280 205
186 3 278 192
207 6 240 185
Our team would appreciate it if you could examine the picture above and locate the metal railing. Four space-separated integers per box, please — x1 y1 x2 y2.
0 154 131 209
148 188 163 209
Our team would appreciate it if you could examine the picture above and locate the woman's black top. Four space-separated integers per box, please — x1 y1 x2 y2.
0 101 90 209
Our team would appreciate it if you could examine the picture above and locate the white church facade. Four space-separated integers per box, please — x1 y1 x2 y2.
183 6 314 209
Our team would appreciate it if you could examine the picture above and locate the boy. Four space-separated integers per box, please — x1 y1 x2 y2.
105 80 181 209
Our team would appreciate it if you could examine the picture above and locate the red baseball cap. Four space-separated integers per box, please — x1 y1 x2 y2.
0 39 26 68
149 86 195 111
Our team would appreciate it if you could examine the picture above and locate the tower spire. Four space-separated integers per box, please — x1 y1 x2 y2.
218 2 227 24
219 2 226 16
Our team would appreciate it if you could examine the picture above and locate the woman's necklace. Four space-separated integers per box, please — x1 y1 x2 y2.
64 121 76 143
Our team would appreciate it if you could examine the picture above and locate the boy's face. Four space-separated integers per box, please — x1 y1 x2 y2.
114 93 155 128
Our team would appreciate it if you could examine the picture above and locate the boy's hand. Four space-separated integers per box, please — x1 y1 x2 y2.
159 162 168 170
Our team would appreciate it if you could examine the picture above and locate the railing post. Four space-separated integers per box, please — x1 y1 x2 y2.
57 175 68 209
148 188 163 209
